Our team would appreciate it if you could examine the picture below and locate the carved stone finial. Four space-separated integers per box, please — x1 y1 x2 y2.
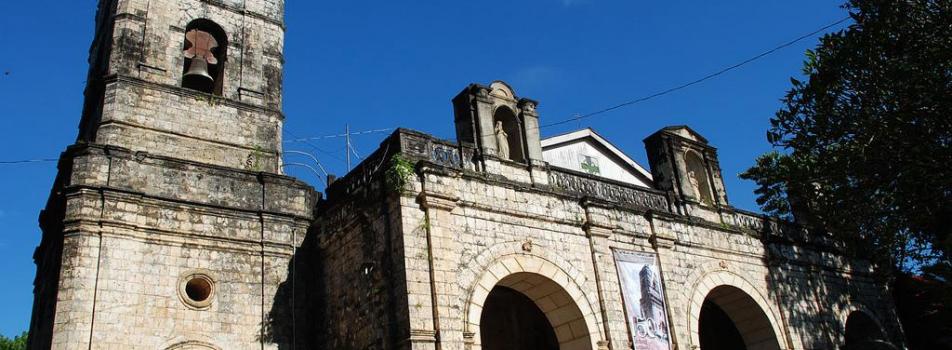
518 98 538 113
522 101 536 112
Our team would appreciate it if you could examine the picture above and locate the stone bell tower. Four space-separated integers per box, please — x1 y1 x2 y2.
29 0 316 349
75 0 288 170
644 126 730 219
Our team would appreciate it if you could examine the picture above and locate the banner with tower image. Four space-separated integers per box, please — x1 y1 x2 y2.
614 250 672 350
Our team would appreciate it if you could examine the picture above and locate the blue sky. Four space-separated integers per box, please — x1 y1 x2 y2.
0 0 847 337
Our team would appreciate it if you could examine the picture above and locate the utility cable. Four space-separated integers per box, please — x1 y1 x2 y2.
283 128 347 163
540 16 851 129
0 158 58 165
284 127 394 143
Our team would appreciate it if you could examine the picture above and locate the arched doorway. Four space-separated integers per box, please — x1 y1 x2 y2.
477 272 593 350
697 285 781 350
844 311 894 350
480 286 559 350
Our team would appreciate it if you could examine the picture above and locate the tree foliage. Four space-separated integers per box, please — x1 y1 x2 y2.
0 332 27 350
741 0 952 272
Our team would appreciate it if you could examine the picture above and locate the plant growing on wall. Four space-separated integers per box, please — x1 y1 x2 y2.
245 146 264 171
386 153 414 194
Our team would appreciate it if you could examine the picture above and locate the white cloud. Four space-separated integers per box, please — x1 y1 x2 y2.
511 65 563 89
561 0 588 6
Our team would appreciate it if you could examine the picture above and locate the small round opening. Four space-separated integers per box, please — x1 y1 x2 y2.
185 277 212 303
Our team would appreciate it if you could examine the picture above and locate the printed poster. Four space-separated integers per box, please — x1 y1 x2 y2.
614 250 673 350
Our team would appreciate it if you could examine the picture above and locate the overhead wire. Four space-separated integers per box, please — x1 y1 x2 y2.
284 127 394 143
0 158 58 165
3 18 852 173
484 16 853 137
283 128 347 163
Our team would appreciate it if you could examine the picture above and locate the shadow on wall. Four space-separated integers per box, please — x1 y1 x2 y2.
258 223 323 350
262 180 406 350
762 231 903 349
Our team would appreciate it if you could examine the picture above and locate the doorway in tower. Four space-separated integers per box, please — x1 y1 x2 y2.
697 285 781 350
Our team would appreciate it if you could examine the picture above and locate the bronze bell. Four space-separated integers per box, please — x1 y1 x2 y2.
182 29 219 85
184 57 214 82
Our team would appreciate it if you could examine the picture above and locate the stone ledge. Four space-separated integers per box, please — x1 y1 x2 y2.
61 143 316 219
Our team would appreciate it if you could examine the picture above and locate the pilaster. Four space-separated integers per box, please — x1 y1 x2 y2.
646 211 681 350
582 199 617 350
416 166 462 350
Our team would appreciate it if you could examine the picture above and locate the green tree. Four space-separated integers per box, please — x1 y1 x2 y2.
0 331 27 350
741 0 952 273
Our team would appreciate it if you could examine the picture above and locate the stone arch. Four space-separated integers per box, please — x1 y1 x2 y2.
161 339 220 350
490 81 517 100
687 269 787 350
842 308 892 350
464 253 601 350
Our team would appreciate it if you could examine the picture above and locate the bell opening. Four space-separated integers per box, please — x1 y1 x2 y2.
181 19 227 96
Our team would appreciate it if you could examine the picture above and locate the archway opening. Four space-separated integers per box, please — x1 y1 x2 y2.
698 285 780 350
480 286 559 350
478 272 593 350
182 19 227 95
844 311 892 350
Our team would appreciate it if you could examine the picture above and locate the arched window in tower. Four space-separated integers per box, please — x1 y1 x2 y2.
182 19 227 95
685 151 715 206
492 106 525 163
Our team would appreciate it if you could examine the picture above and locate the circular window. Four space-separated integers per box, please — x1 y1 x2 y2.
186 277 212 302
179 272 215 310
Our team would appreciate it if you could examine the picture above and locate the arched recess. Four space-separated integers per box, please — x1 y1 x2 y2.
182 19 228 95
687 270 786 350
843 309 893 350
492 106 526 163
163 340 220 350
684 150 714 206
465 254 601 350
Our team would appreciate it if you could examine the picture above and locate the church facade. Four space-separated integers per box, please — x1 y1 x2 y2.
29 1 903 349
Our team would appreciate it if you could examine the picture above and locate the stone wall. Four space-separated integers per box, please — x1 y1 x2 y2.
313 174 409 350
31 144 315 349
318 129 903 350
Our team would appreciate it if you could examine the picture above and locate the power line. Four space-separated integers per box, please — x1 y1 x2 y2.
0 158 57 165
0 18 850 173
540 16 852 129
284 127 394 143
283 129 347 163
284 17 849 145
